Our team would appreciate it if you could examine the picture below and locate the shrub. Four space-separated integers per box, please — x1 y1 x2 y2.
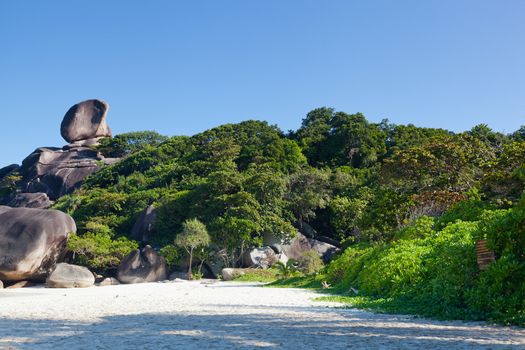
67 231 138 272
298 250 324 275
275 259 299 278
159 245 181 268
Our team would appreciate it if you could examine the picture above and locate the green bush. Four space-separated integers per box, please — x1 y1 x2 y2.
357 239 430 296
67 224 138 272
159 245 181 268
298 250 324 275
467 255 525 325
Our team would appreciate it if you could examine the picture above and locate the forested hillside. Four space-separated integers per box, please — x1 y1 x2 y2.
31 107 525 325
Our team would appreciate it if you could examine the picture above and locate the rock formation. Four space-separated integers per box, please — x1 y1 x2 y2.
4 99 119 201
19 146 107 200
60 99 112 143
130 204 157 242
0 206 76 282
6 192 52 209
242 247 278 269
117 246 168 284
46 263 94 288
0 164 19 180
264 232 339 263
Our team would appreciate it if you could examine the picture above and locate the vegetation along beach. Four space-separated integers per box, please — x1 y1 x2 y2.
1 1 525 349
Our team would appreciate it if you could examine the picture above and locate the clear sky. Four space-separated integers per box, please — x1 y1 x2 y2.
1 1 524 167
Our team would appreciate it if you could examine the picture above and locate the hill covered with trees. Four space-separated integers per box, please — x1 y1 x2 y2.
8 107 524 325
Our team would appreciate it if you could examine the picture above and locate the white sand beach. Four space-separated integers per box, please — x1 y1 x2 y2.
0 281 524 349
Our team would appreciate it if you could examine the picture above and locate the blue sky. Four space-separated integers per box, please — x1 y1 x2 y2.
1 1 524 167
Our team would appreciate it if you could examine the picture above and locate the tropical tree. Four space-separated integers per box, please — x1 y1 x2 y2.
175 218 210 279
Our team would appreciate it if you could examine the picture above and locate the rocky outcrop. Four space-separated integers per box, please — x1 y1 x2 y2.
6 192 52 209
0 164 19 180
13 100 118 200
242 247 277 269
130 204 156 242
264 232 339 263
46 263 94 288
116 246 168 284
18 146 108 200
61 99 112 143
0 206 76 282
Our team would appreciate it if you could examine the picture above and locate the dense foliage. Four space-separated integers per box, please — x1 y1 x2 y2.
42 108 525 325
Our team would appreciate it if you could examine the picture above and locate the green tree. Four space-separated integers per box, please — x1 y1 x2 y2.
175 218 210 279
97 131 169 158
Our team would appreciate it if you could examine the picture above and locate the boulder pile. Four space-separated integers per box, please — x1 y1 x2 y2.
0 99 119 204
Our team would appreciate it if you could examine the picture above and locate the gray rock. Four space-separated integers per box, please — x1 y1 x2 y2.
7 192 52 209
264 232 340 263
6 280 35 289
117 246 168 284
97 277 120 286
19 146 106 200
309 238 340 263
61 99 112 143
46 263 94 288
131 204 156 242
0 164 19 180
63 137 105 150
241 247 277 269
0 207 76 282
0 279 3 288
221 268 245 281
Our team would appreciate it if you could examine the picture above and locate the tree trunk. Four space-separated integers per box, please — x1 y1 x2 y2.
187 248 193 280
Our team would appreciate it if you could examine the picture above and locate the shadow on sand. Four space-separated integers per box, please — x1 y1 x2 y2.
0 307 524 349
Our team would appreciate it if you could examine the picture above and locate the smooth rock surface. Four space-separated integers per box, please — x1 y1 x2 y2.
265 232 339 263
117 246 168 284
46 263 94 288
0 164 19 180
0 207 76 282
242 247 277 269
130 204 156 242
221 268 245 281
7 192 53 209
61 99 111 143
18 146 109 199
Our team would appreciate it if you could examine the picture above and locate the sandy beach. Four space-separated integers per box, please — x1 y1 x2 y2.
0 281 523 349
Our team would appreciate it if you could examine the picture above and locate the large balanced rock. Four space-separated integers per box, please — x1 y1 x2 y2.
0 206 75 282
117 246 168 284
61 99 112 143
7 192 52 209
130 204 156 242
18 146 110 200
46 263 94 288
